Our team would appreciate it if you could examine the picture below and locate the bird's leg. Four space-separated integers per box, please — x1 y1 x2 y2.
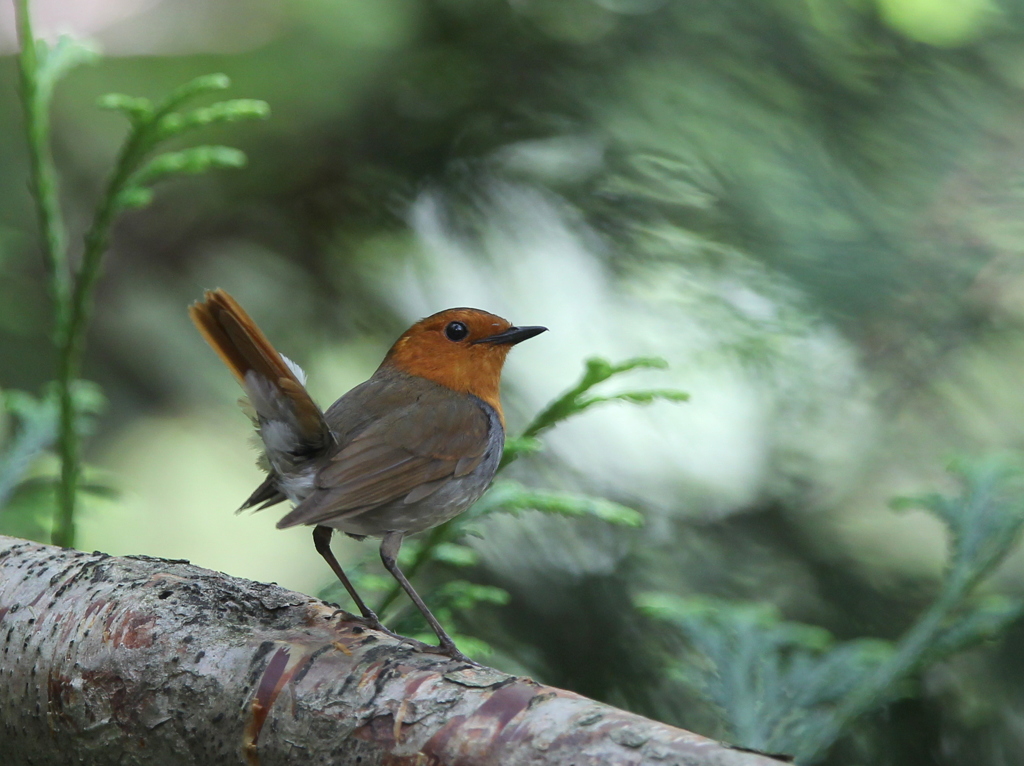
312 525 383 629
379 531 474 664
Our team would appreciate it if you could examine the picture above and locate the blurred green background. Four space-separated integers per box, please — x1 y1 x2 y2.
5 0 1024 762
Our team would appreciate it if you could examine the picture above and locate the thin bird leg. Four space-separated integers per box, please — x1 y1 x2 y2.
379 531 473 663
312 526 381 627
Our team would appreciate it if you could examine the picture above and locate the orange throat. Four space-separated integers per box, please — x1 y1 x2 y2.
381 337 509 425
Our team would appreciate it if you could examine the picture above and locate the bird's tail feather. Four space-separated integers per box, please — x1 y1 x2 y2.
190 288 328 446
238 473 286 513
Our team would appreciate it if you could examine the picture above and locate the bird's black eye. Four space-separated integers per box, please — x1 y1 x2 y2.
444 321 469 342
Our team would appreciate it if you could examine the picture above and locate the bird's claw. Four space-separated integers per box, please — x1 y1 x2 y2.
327 610 476 664
328 609 390 636
437 641 479 666
357 611 386 632
397 635 439 653
349 613 431 651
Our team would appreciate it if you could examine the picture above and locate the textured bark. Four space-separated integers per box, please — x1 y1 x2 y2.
0 535 785 766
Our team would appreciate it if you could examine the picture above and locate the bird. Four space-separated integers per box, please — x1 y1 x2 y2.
189 289 546 661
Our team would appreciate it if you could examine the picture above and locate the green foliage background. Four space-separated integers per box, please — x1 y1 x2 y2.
5 0 1024 763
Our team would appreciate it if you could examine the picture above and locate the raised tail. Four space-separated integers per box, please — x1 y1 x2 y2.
190 289 330 493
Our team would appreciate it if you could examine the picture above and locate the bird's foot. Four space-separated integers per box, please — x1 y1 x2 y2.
355 609 386 633
327 608 388 634
332 610 435 651
397 635 441 653
327 607 353 620
435 639 479 666
327 610 476 662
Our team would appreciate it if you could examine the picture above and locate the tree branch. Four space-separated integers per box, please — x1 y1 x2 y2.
0 535 786 766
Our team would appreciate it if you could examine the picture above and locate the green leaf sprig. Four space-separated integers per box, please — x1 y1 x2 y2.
643 455 1024 764
14 0 269 548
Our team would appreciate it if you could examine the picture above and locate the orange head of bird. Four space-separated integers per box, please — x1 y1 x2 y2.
380 308 546 420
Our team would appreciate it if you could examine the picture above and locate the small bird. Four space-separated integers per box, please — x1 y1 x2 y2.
190 289 546 661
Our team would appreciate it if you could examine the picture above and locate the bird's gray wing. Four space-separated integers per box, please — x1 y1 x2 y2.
275 388 490 529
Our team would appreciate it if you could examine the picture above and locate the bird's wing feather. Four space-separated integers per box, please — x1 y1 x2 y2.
276 389 490 529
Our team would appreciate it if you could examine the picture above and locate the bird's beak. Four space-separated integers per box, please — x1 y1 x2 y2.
474 325 548 346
